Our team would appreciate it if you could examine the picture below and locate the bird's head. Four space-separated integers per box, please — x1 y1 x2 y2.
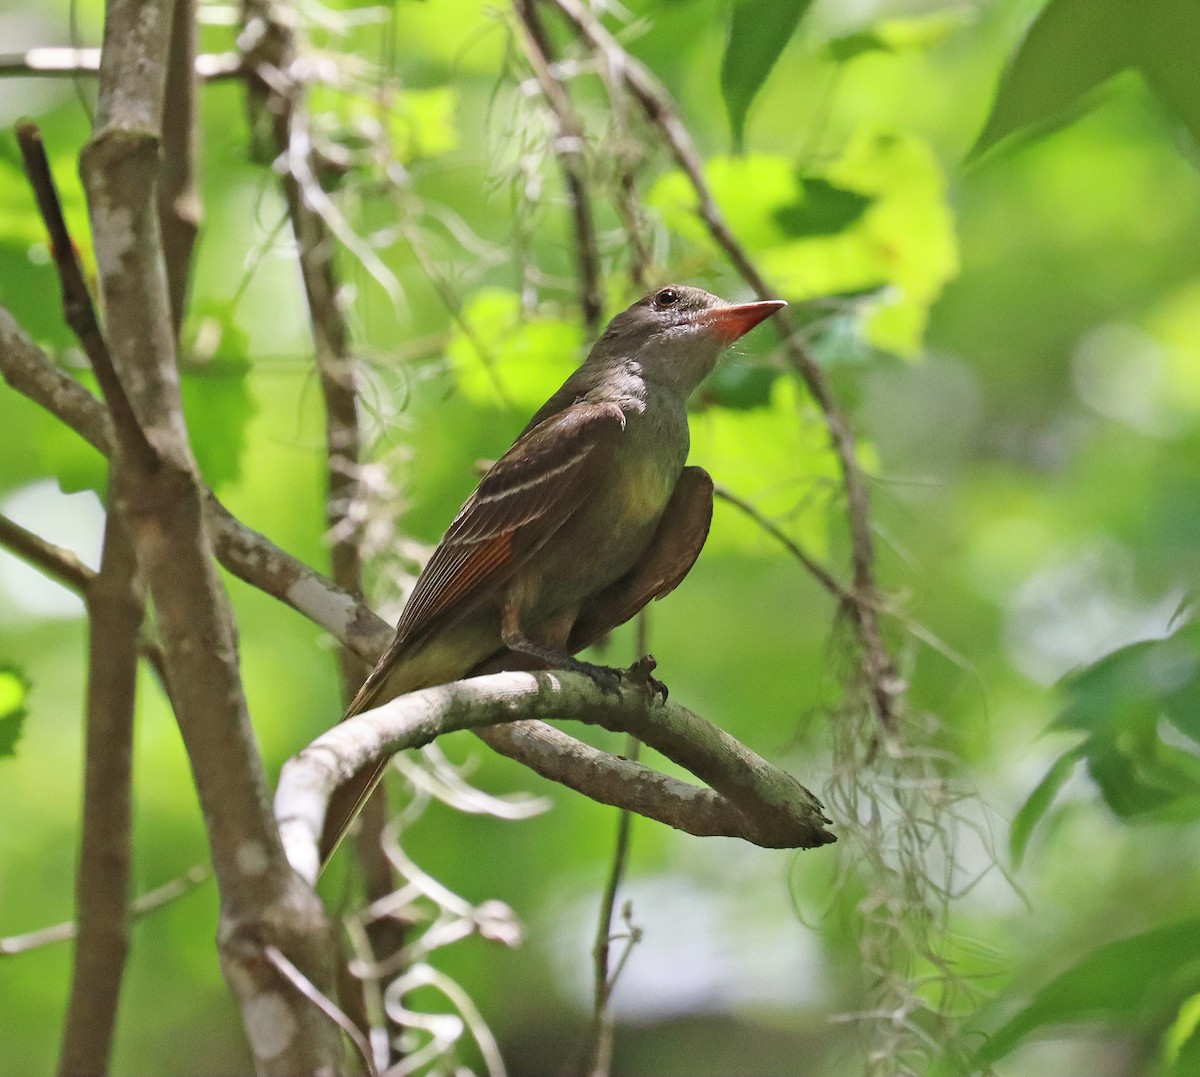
592 285 786 392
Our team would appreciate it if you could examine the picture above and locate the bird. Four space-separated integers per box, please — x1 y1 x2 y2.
320 284 786 867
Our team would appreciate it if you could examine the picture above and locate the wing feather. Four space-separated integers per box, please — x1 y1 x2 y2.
352 400 625 711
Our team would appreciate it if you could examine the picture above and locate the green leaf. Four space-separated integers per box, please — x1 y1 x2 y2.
0 666 30 760
762 132 958 357
645 136 958 357
975 918 1200 1066
690 376 837 559
721 0 814 151
1164 994 1200 1076
1043 623 1200 822
970 0 1200 162
389 87 459 162
1056 623 1200 737
1139 0 1200 147
1086 735 1200 821
773 178 872 239
697 362 780 411
1009 745 1083 866
969 0 1131 161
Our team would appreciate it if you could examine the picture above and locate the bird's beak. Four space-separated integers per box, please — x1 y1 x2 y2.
697 299 787 344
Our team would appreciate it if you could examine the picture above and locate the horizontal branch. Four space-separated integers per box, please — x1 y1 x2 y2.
0 47 242 80
276 670 835 884
0 866 210 957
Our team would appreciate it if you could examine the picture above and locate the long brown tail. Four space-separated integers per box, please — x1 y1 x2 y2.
317 649 419 873
318 755 391 870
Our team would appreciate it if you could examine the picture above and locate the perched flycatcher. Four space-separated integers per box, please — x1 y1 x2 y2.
321 285 785 865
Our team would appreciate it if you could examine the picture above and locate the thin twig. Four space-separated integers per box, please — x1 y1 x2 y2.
14 122 156 472
513 0 603 333
712 483 854 606
545 0 902 728
58 515 142 1077
0 48 243 80
587 612 648 1077
0 866 211 957
0 512 167 692
0 512 93 592
264 944 380 1077
588 789 633 1077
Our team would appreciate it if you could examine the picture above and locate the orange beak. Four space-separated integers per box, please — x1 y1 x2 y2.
698 299 787 344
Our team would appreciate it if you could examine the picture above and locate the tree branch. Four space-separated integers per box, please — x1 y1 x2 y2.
237 0 404 1054
513 0 603 333
58 513 142 1077
0 307 388 659
0 512 93 593
0 47 243 80
158 0 201 335
276 670 835 886
69 0 343 1065
0 866 210 958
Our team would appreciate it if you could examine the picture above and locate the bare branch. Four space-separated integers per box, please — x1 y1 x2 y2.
0 48 243 80
713 483 854 606
588 613 648 1077
158 0 202 334
513 0 603 333
0 512 93 593
58 515 142 1077
0 307 114 453
545 0 904 728
276 670 835 886
0 866 210 958
264 945 379 1077
15 123 156 471
588 730 638 1077
0 306 386 656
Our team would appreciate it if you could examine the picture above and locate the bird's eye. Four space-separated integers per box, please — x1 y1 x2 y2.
654 287 680 309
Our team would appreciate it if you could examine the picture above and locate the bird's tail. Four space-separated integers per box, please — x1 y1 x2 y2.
318 756 391 872
317 660 423 873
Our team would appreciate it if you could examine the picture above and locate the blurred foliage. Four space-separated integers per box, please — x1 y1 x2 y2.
0 666 29 758
0 0 1199 1075
720 0 814 151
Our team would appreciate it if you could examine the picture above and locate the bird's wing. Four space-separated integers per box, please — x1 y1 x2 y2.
345 399 626 715
567 465 713 653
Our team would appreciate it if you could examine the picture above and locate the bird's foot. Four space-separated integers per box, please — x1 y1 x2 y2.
625 654 668 703
567 656 623 696
502 634 623 694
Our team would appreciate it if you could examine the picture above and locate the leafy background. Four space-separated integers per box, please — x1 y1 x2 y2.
1 0 1199 1074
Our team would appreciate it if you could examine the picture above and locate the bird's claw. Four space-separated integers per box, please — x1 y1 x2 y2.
626 654 668 703
576 659 622 696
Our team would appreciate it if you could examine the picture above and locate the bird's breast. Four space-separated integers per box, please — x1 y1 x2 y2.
618 453 677 523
